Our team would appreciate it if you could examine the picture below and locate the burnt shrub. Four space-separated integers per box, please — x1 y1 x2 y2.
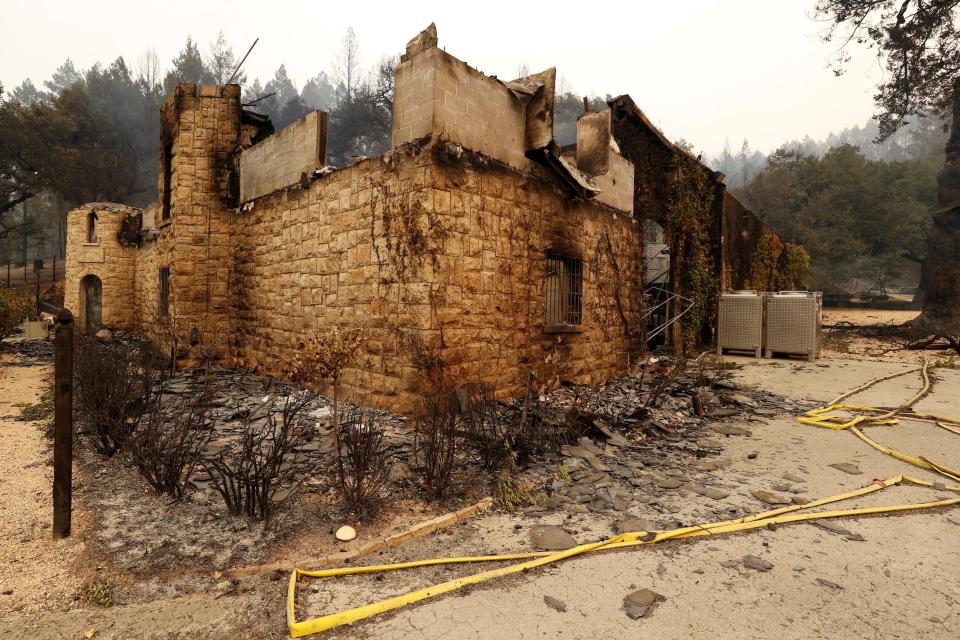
0 289 32 343
73 337 160 456
126 394 212 499
505 373 571 463
459 383 509 469
413 390 462 499
335 407 392 519
203 391 316 522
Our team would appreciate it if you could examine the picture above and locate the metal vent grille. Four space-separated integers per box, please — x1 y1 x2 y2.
764 291 821 361
717 291 763 357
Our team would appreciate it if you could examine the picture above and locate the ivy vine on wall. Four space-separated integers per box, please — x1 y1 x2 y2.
663 153 721 352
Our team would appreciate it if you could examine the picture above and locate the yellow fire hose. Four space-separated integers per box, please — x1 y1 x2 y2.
797 360 960 482
286 361 960 637
287 474 960 637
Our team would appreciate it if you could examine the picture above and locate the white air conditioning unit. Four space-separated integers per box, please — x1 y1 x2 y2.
764 291 822 361
717 290 764 358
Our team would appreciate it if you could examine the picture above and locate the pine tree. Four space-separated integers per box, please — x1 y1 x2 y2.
163 36 214 93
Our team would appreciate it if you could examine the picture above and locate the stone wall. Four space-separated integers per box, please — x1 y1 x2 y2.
150 83 241 358
239 110 327 202
64 76 647 413
229 138 646 413
64 204 140 332
392 47 530 172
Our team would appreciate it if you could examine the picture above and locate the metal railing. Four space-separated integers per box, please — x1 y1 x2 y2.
643 283 694 344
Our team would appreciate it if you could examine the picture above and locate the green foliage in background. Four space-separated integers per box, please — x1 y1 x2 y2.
734 144 937 292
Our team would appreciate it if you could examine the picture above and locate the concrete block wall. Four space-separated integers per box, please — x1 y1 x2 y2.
392 50 437 147
577 110 612 176
575 109 635 214
431 49 528 171
391 46 530 173
240 110 327 202
593 152 635 214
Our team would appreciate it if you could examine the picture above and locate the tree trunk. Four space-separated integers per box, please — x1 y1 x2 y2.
915 77 960 333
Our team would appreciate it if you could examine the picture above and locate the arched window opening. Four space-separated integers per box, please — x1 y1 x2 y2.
79 274 103 332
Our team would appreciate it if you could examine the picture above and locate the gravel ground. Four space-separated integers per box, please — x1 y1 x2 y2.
0 355 86 619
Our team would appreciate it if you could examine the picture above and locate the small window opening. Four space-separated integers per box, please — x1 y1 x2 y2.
86 212 98 243
545 254 583 326
161 140 173 221
159 267 170 319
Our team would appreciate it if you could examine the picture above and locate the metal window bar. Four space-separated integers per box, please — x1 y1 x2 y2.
545 254 582 326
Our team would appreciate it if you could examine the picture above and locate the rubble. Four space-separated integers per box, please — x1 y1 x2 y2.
4 337 55 363
136 352 812 521
529 525 577 551
751 490 792 506
828 462 863 475
623 588 664 619
815 578 844 590
742 555 774 571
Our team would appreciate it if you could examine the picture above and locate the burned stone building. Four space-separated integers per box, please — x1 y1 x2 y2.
65 25 782 413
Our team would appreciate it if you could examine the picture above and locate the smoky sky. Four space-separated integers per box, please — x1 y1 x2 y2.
3 0 880 155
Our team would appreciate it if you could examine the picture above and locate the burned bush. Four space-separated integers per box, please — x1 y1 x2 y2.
0 289 32 343
414 390 462 499
415 377 575 494
203 392 316 522
73 336 160 456
505 373 576 463
459 383 509 469
126 394 212 499
335 407 392 519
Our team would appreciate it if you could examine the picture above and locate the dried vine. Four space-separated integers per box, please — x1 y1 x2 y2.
373 181 449 284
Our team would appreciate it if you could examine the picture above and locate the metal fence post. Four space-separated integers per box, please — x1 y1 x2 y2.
53 308 74 539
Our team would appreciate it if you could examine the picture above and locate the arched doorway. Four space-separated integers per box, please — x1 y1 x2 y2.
80 274 103 332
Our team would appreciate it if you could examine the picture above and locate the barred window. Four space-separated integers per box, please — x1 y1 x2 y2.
545 254 582 326
159 267 170 319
